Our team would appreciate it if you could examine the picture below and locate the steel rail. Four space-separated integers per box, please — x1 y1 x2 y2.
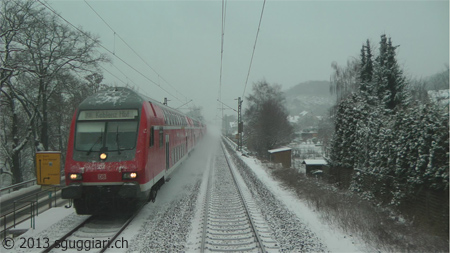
99 203 145 253
41 216 95 253
200 154 214 252
42 203 145 253
221 143 266 252
199 142 268 252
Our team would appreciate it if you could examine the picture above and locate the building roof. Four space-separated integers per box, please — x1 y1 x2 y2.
302 159 327 165
268 147 292 153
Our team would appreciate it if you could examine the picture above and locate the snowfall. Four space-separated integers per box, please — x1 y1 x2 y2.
5 127 373 252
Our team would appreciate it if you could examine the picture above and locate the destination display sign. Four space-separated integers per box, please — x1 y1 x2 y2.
78 110 138 120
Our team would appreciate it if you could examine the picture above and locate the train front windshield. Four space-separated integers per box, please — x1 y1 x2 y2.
75 110 139 152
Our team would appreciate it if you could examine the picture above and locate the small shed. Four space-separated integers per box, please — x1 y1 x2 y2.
302 159 328 176
268 147 292 168
301 132 318 142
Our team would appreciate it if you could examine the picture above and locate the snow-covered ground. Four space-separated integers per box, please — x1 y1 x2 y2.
233 148 371 252
4 127 372 252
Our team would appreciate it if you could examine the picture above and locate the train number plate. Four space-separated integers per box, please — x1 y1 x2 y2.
98 174 107 180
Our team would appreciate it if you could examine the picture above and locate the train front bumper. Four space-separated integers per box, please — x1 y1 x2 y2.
61 182 140 199
61 184 82 199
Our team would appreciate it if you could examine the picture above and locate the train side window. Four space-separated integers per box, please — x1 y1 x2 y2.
150 127 154 147
159 129 163 147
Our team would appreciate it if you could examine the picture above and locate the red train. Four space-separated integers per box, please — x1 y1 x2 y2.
61 87 206 214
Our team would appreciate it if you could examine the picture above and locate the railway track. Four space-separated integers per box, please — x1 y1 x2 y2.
42 205 142 253
198 143 279 252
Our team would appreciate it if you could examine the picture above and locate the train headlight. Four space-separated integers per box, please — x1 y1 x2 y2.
99 153 107 160
123 172 138 180
69 173 83 180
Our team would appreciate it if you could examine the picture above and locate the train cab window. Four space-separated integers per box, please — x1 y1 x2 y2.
75 121 139 152
150 127 154 147
104 121 138 150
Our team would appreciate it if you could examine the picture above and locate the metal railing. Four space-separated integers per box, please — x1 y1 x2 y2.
0 179 37 195
1 186 63 239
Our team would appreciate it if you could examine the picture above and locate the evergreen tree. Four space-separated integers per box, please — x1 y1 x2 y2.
328 94 362 169
359 40 374 101
359 44 366 82
373 35 409 110
384 38 409 109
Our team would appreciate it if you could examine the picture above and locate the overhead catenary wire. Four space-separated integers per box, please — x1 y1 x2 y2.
218 0 228 119
99 65 127 86
217 99 237 113
242 0 267 98
13 0 141 93
219 0 227 96
36 0 184 104
83 0 190 103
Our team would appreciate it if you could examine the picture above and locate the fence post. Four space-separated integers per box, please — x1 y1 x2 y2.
13 201 16 228
36 192 39 216
30 202 33 229
3 215 6 238
32 202 35 229
54 187 57 207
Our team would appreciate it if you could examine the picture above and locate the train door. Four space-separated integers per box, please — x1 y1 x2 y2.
165 134 170 170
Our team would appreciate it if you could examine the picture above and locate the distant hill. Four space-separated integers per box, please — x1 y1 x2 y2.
283 80 334 116
423 69 449 90
284 69 449 118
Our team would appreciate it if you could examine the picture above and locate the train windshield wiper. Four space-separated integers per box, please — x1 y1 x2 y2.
86 135 102 155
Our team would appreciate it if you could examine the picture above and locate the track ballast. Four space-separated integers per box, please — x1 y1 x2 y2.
196 143 279 252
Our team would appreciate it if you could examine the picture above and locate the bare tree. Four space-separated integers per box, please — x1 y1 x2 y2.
1 0 37 183
14 4 108 151
186 106 204 122
244 81 294 158
329 58 360 102
0 0 108 183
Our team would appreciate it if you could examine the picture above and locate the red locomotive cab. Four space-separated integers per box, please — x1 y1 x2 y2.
61 88 153 214
61 87 205 215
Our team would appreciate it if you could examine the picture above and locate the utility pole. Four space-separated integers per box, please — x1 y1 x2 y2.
237 97 243 151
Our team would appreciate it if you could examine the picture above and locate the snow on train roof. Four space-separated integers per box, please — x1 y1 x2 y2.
78 87 203 123
79 87 145 109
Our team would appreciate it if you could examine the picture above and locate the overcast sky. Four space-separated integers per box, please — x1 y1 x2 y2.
47 0 449 123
